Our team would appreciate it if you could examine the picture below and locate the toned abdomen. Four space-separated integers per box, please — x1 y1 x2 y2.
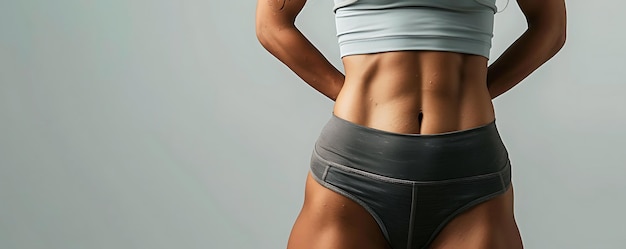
333 51 495 135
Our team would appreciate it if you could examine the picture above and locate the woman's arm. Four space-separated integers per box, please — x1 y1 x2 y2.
487 0 567 99
255 0 344 101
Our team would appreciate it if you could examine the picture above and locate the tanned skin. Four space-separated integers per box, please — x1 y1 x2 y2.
256 0 566 248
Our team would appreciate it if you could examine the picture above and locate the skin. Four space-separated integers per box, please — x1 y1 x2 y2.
256 0 567 248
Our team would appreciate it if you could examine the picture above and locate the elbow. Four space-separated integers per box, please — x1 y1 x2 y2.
552 26 567 55
557 34 566 48
255 21 282 52
556 28 567 50
255 21 270 48
255 16 276 48
256 31 278 56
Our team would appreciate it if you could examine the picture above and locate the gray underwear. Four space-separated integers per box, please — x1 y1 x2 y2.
310 113 512 249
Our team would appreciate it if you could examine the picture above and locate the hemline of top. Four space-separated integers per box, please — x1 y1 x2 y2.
339 35 491 59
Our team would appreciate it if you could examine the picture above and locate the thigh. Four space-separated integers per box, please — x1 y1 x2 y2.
287 173 391 249
428 185 524 249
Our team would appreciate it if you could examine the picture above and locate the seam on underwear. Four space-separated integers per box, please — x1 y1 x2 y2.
322 164 330 181
309 169 393 245
313 147 509 185
406 183 418 249
498 168 506 190
313 148 414 185
420 182 512 248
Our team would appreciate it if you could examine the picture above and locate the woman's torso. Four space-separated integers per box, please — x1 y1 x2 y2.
332 0 497 135
334 51 495 135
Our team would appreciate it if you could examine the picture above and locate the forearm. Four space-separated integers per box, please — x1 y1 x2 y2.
257 25 344 101
487 26 566 99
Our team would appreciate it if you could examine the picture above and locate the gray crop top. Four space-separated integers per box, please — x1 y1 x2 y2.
333 0 497 58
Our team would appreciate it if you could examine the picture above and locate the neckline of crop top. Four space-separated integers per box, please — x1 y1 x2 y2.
332 0 497 59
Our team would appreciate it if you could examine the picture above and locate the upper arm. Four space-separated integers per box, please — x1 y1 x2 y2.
255 0 307 38
516 0 567 30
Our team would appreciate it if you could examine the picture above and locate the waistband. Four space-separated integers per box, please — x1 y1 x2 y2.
313 113 510 181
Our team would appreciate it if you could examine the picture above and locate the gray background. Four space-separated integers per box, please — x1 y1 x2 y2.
1 0 624 248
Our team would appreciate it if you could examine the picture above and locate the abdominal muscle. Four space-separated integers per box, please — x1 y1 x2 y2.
333 50 495 135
